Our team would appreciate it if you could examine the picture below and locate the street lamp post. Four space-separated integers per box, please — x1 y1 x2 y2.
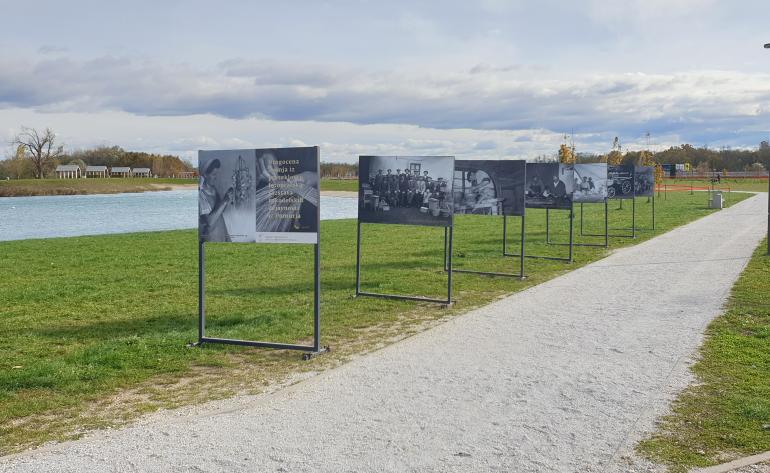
766 44 770 255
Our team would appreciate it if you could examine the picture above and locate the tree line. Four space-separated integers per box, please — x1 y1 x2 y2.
4 126 768 180
1 127 195 179
563 142 770 174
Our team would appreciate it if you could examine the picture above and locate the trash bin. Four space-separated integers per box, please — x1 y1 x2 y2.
709 191 723 209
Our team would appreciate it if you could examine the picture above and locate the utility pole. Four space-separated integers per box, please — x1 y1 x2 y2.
765 44 770 255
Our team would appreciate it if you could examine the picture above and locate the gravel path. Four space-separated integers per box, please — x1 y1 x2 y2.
2 195 767 473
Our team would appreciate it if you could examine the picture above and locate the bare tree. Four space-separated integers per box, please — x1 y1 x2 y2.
11 127 64 179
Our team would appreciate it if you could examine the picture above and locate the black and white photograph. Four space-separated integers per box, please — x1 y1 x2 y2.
571 163 608 203
634 165 655 197
524 163 574 209
198 149 257 243
607 165 636 199
254 147 320 244
453 160 526 216
358 156 455 227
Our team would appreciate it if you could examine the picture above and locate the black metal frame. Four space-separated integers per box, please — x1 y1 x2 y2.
505 206 574 263
631 193 656 232
571 201 609 248
195 240 328 360
444 215 526 278
606 193 656 236
601 196 636 238
355 221 453 305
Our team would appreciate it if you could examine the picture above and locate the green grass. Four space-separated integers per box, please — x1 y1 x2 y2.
663 178 768 193
637 238 770 472
0 178 197 197
320 178 358 192
0 191 750 454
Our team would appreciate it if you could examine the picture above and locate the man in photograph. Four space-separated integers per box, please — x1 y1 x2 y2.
399 169 410 207
549 173 567 199
407 169 418 207
416 172 427 207
374 169 384 193
527 175 545 197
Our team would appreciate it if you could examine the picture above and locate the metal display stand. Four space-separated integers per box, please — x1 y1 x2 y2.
505 207 574 263
601 196 636 239
444 215 525 278
571 201 610 248
355 222 453 305
195 240 328 360
631 194 656 232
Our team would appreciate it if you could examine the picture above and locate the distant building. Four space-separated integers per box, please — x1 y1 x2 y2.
55 164 81 179
178 171 197 179
111 167 132 177
133 167 151 178
85 165 108 178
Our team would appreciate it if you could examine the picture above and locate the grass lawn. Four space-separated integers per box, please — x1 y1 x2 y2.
637 238 770 472
0 191 750 455
0 178 197 197
663 178 768 193
320 178 358 192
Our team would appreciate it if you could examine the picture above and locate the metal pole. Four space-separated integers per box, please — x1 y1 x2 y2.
444 226 449 271
580 203 584 236
520 214 526 276
632 198 636 239
652 193 656 230
447 226 453 304
198 240 205 343
604 200 609 248
313 241 320 352
569 202 575 263
767 174 769 255
502 215 508 256
355 221 362 295
546 208 550 243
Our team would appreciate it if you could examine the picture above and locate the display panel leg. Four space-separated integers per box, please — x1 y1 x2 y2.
580 203 584 236
192 239 327 359
512 209 571 262
652 194 656 230
502 215 527 267
357 224 453 305
447 226 453 304
604 200 609 248
502 214 508 256
444 226 449 272
520 214 526 277
546 208 550 243
313 242 321 354
198 240 205 344
632 197 636 239
355 221 362 295
569 204 575 263
452 216 524 278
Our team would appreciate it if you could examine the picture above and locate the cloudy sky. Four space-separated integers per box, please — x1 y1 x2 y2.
1 0 769 163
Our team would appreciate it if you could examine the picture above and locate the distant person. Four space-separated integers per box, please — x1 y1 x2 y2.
199 159 234 242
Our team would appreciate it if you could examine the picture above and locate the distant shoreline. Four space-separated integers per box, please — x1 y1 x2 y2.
0 180 197 197
0 178 358 198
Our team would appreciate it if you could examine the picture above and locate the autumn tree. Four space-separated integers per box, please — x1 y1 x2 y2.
11 127 64 178
558 143 576 164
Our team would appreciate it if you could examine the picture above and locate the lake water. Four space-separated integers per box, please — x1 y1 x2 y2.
0 190 357 241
